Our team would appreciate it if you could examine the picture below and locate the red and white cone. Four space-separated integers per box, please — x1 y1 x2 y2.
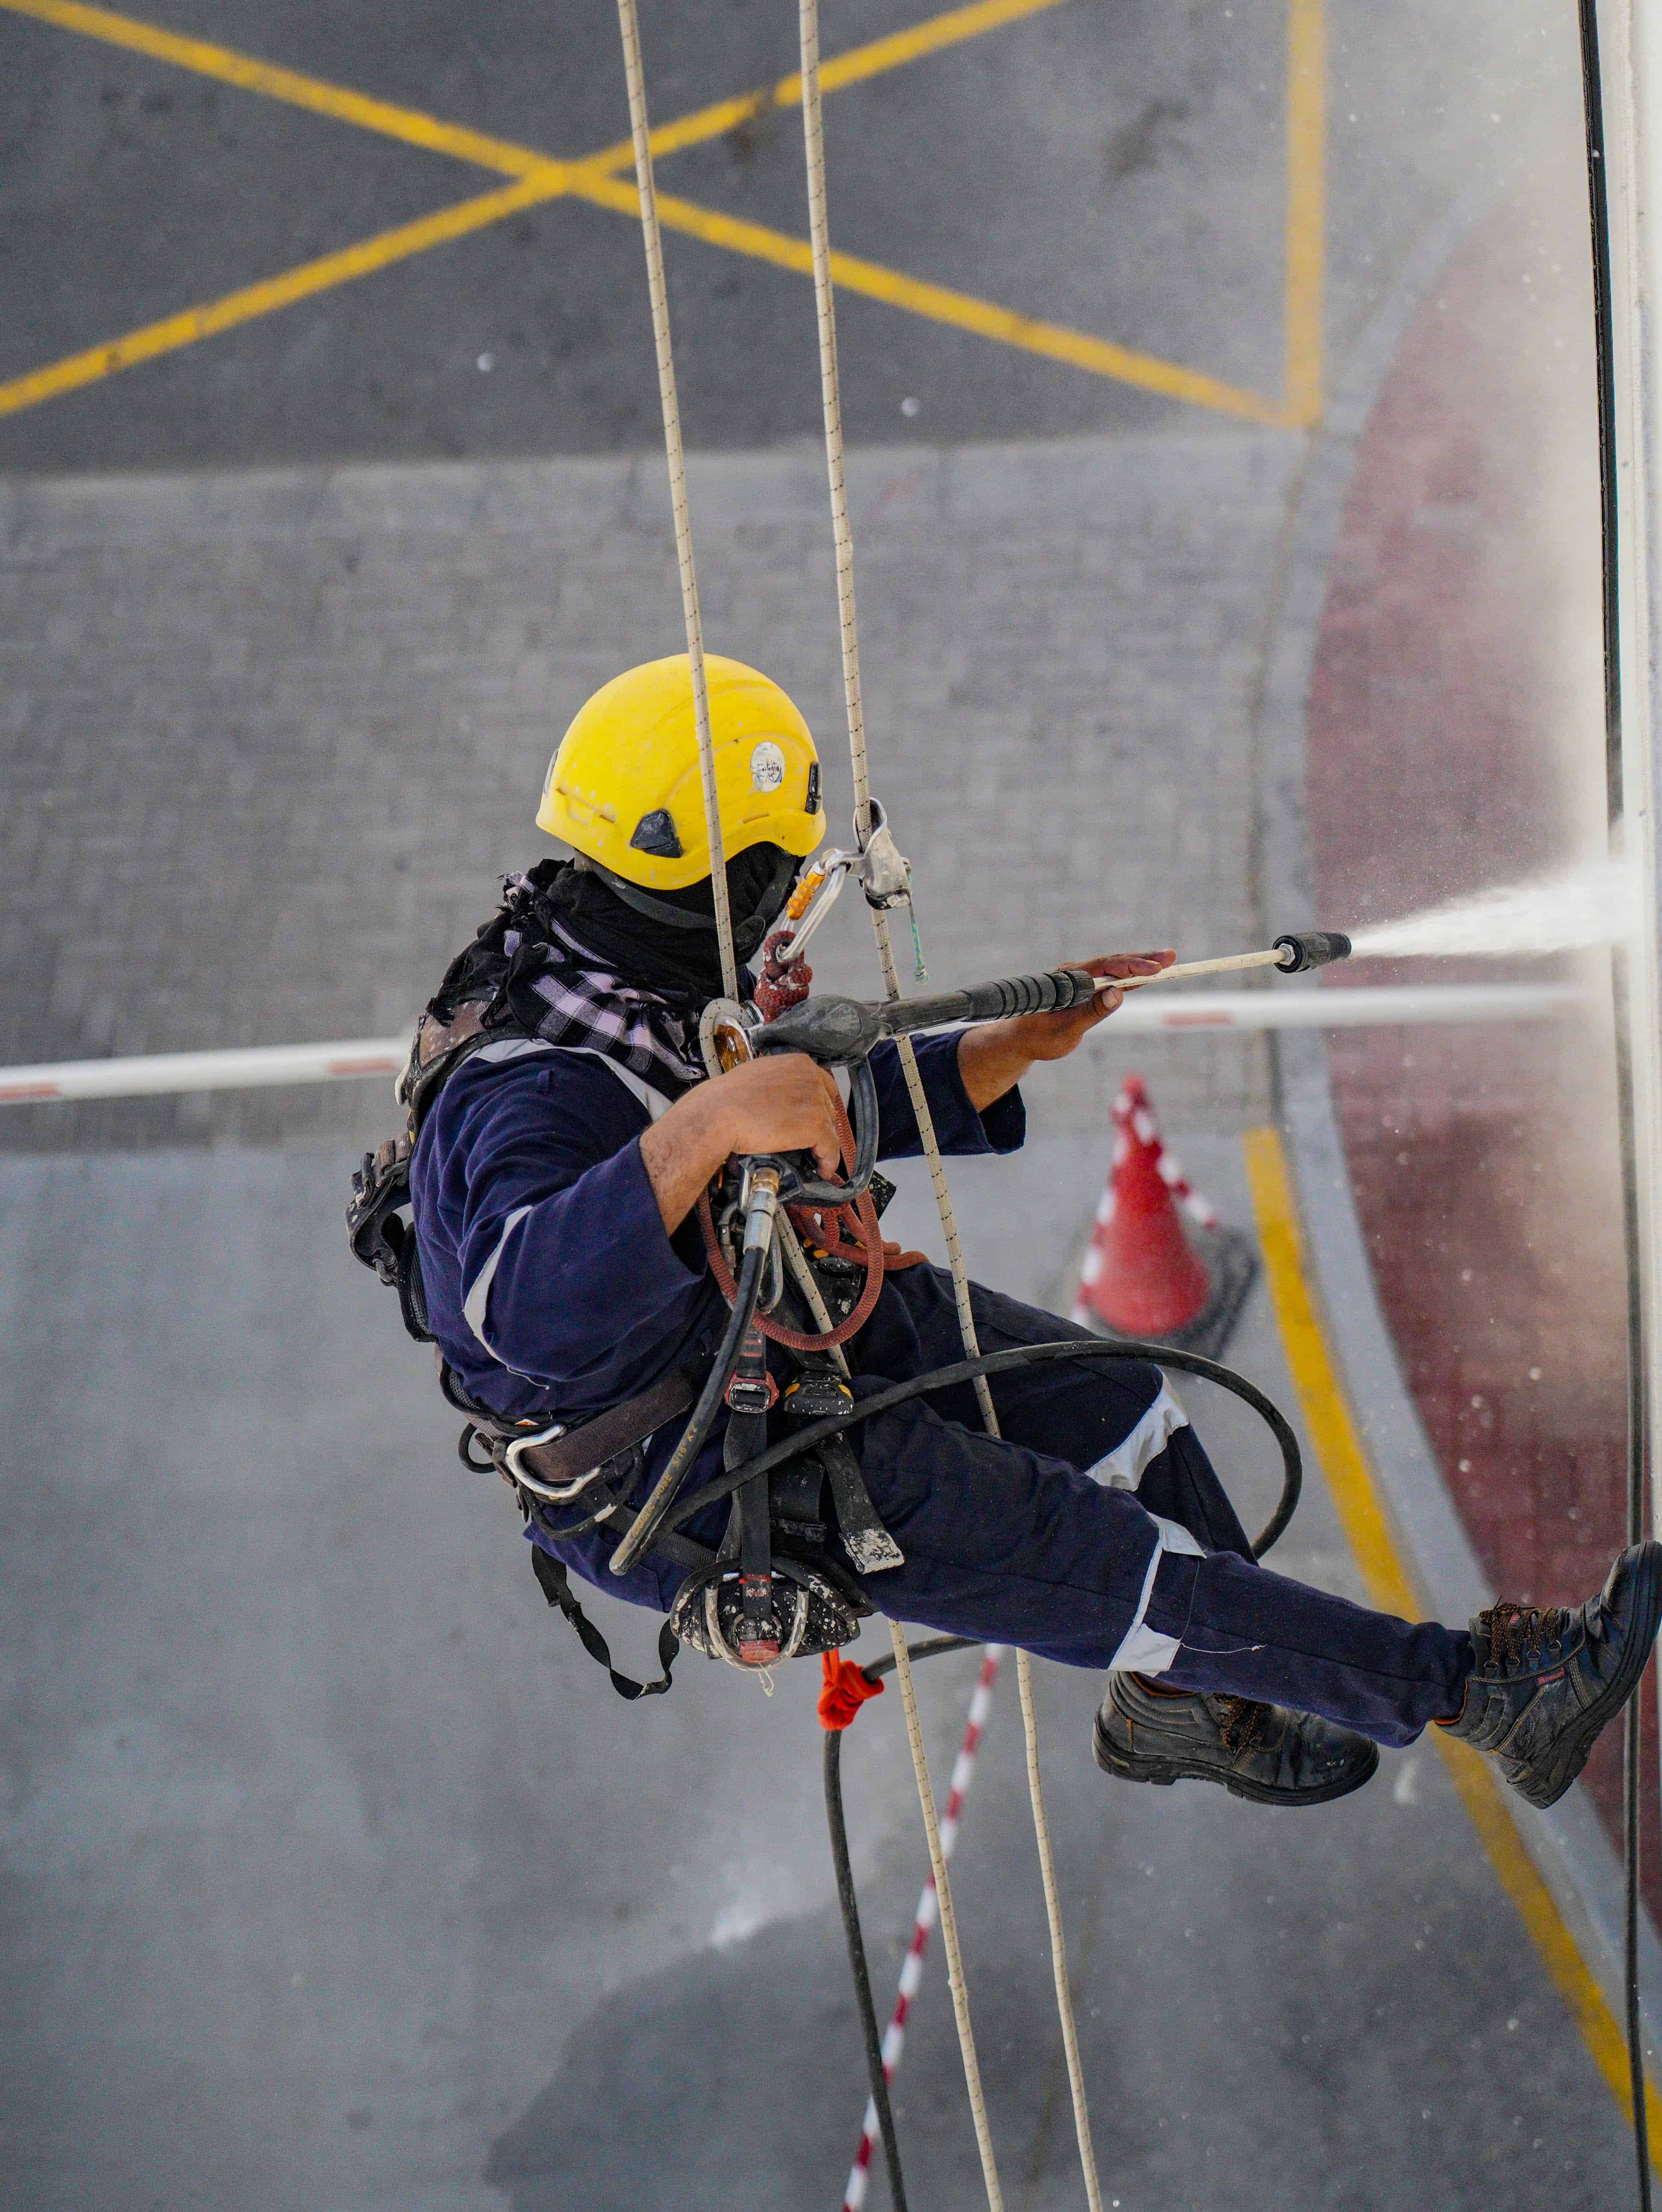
1073 1076 1220 1337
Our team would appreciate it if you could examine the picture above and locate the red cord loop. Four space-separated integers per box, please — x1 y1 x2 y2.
698 1087 891 1348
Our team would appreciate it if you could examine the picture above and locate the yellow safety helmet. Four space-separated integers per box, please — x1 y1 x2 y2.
537 654 825 891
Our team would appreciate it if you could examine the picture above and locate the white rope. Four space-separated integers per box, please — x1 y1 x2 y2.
612 0 738 1004
795 5 1103 2204
1017 1648 1105 2208
888 1619 1005 2212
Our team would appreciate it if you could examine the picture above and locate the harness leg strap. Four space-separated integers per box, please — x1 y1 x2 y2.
728 1408 780 1663
820 1435 904 1574
528 1541 678 1701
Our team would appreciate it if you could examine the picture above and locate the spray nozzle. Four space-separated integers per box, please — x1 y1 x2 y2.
1273 930 1353 974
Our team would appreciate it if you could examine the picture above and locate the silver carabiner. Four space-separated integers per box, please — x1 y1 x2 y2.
775 852 854 965
504 1421 603 1505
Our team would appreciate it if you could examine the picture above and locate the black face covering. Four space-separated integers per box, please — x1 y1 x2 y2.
538 844 799 1002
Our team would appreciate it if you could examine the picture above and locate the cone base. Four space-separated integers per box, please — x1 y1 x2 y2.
1071 1227 1259 1365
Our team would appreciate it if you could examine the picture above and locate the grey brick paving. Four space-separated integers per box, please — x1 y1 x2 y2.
0 423 1299 1149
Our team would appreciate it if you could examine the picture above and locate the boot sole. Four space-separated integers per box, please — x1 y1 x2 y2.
1514 1540 1662 1810
1092 1713 1379 1808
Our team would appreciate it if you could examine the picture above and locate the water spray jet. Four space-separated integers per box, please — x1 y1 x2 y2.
1345 857 1639 961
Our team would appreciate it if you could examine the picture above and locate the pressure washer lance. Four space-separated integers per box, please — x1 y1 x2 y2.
608 933 1350 1578
1104 930 1353 992
749 931 1353 1069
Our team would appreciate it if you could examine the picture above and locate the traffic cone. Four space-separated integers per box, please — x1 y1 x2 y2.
1073 1077 1219 1338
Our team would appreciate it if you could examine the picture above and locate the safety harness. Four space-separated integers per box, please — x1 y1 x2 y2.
346 872 905 1698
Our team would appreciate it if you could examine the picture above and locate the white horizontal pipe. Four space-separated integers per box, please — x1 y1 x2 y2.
0 1039 411 1105
0 985 1588 1107
1094 982 1588 1034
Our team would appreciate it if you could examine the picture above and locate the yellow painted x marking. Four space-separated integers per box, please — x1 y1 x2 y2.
0 0 1321 430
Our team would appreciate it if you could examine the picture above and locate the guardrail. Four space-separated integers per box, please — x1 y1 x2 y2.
0 984 1589 1106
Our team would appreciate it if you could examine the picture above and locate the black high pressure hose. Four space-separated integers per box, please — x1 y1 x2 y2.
812 1340 1302 2212
608 1237 769 1575
655 1334 1303 1555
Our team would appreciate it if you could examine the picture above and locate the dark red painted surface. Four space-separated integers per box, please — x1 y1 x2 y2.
1304 198 1654 1909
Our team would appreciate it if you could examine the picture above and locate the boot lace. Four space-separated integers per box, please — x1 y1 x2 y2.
1480 1600 1570 1672
1216 1696 1271 1754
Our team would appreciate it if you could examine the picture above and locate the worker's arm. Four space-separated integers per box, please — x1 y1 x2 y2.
421 1054 735 1400
957 950 1174 1111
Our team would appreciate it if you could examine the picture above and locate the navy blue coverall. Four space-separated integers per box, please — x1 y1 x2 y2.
412 1031 1472 1744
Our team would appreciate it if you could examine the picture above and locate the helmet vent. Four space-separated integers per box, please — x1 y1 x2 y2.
628 809 683 860
806 762 821 814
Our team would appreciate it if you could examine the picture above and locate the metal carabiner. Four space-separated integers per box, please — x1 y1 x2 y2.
698 997 758 1079
504 1421 604 1506
775 851 855 965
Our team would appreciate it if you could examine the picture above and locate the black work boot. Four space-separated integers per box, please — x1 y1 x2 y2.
1093 1673 1379 1807
1444 1541 1662 1809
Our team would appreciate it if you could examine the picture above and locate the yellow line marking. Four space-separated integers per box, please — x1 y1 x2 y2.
0 0 1076 181
1280 0 1324 427
0 0 557 177
0 175 566 421
1243 1125 1662 2167
574 170 1283 424
585 0 1081 171
0 0 1290 429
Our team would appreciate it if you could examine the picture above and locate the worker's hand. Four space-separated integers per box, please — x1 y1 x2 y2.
956 951 1174 1111
706 1051 845 1179
1017 950 1175 1058
640 1050 844 1235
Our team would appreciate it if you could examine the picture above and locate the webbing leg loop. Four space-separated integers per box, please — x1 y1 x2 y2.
529 1541 677 1702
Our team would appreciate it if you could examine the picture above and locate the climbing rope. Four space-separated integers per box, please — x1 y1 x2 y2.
613 0 1106 2192
888 1618 1005 2210
794 2 1103 2203
613 0 739 1005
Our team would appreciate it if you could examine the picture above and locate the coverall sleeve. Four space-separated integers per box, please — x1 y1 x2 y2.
871 1029 1025 1159
445 1057 708 1395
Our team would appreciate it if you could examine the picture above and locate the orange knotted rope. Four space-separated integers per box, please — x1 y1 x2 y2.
819 1648 884 1730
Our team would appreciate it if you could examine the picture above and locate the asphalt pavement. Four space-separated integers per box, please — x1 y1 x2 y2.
0 0 1577 469
0 1135 1640 2211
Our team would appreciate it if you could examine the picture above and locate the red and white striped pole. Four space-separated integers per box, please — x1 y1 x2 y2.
840 1645 1005 2212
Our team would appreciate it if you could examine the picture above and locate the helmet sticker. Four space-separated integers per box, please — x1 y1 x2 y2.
749 740 786 793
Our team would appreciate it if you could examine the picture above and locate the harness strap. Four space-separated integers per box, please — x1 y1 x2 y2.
529 1540 680 1701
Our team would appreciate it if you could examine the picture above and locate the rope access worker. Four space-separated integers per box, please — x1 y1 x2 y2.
401 655 1662 1810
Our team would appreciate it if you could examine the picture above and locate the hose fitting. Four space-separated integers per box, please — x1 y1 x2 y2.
1273 930 1353 973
